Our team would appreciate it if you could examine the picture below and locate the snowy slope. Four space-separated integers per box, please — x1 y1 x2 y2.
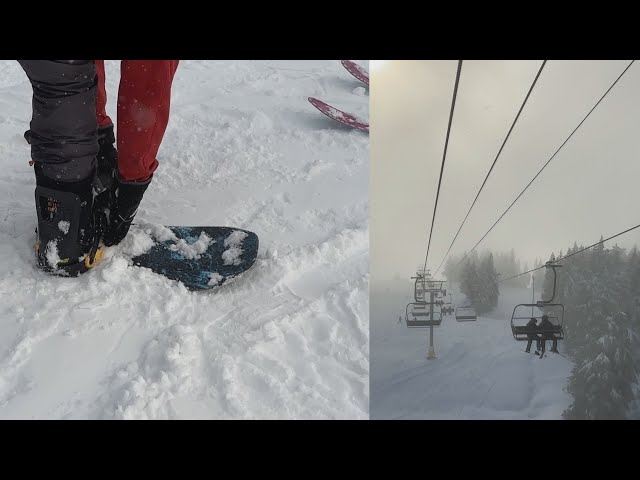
0 60 369 419
370 282 573 419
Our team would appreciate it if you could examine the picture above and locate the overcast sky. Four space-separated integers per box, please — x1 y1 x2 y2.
370 60 640 285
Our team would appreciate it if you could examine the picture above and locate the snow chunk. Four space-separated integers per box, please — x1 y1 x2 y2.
145 224 179 243
120 228 157 257
58 221 70 235
45 239 61 268
353 86 366 96
169 232 213 260
224 230 248 247
222 230 248 266
101 257 130 283
208 272 224 286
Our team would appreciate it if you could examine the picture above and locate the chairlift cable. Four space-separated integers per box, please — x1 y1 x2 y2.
433 60 547 277
455 60 635 268
422 60 463 273
499 222 640 283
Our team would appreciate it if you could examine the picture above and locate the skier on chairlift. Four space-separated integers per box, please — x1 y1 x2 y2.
538 315 559 355
524 317 540 354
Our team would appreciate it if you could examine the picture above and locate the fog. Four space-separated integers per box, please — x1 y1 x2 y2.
371 60 640 288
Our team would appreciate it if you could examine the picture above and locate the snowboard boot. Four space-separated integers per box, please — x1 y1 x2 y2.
102 174 152 247
33 163 104 276
92 123 151 248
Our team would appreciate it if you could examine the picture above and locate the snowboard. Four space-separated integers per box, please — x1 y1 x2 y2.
308 97 369 133
129 225 259 291
341 60 369 86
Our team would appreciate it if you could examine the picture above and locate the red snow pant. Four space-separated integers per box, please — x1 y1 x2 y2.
95 60 180 181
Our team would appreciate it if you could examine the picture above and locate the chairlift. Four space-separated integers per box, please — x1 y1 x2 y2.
511 306 564 341
455 306 477 322
412 272 445 303
510 262 565 341
405 302 443 328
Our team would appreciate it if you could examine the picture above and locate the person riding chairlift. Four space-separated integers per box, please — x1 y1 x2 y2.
539 315 559 355
524 318 540 354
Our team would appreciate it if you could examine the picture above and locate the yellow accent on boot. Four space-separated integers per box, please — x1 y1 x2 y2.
84 247 104 269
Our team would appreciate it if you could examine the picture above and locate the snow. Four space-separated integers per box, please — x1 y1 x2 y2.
370 282 574 419
168 232 213 260
0 60 368 419
44 240 61 270
222 230 248 265
58 221 70 235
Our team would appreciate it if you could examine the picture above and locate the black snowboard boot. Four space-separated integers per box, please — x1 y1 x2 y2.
92 123 151 247
34 163 104 276
102 175 151 247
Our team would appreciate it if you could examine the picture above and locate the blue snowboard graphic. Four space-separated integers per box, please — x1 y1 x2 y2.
131 226 259 291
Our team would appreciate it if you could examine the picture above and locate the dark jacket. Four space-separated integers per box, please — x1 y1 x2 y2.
526 318 539 338
539 318 555 337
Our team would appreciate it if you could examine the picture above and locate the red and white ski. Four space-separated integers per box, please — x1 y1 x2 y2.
308 97 369 133
341 60 369 86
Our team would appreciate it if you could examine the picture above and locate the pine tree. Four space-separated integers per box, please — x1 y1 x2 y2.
476 252 499 314
488 253 500 310
565 311 638 419
443 256 459 285
562 241 640 419
521 261 530 288
460 259 479 307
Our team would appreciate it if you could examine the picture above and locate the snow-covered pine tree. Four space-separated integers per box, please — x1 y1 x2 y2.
564 311 638 419
476 252 499 314
624 247 640 418
443 256 459 285
460 258 480 308
563 241 640 419
489 253 500 309
520 261 529 288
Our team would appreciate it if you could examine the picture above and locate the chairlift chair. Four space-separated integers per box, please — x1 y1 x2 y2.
511 305 565 341
510 262 565 341
405 302 443 328
455 306 477 322
413 275 445 303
